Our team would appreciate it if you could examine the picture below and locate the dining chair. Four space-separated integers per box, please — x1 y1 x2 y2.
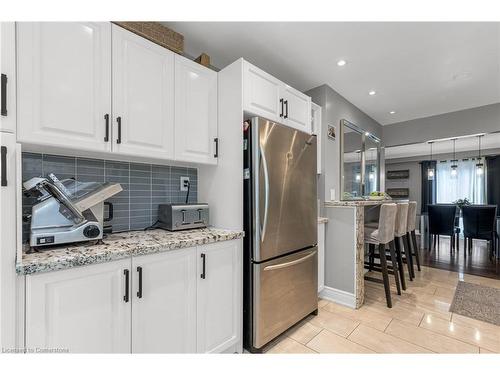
428 204 457 253
462 205 498 260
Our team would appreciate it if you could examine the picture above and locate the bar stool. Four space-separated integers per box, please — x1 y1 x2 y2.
406 201 421 274
394 202 414 285
364 203 399 308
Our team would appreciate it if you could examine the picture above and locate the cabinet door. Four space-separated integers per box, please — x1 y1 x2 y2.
0 22 16 133
17 22 112 151
282 85 312 133
132 248 197 353
26 259 132 353
112 25 175 160
174 55 218 164
0 132 18 348
311 102 322 174
197 240 242 353
243 61 282 122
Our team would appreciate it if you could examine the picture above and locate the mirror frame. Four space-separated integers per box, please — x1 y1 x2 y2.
340 119 382 199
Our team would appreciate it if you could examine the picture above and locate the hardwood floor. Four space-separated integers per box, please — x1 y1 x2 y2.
421 235 500 280
264 266 500 354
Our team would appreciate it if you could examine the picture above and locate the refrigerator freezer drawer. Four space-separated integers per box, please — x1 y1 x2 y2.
253 247 318 348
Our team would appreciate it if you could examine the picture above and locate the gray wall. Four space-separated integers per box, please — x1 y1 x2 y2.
306 84 383 211
383 103 500 147
22 153 197 241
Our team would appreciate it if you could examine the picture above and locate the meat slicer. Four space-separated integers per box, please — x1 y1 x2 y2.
23 173 122 247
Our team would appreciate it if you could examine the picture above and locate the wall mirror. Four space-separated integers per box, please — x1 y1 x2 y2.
340 119 381 200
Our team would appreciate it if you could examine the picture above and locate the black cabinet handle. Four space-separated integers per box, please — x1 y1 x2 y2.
137 266 143 298
214 138 219 158
284 100 289 119
1 74 7 116
200 253 206 279
123 269 130 302
279 98 284 118
104 114 110 142
1 146 7 187
116 116 122 144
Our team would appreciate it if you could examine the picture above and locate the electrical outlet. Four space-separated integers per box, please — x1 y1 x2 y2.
180 176 190 191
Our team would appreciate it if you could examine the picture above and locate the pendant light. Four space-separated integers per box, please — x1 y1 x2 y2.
476 135 484 175
450 138 458 177
427 141 435 180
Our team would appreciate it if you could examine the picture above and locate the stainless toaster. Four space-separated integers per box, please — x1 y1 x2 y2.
158 203 209 231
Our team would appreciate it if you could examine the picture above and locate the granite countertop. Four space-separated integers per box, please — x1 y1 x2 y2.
17 227 244 275
325 200 391 207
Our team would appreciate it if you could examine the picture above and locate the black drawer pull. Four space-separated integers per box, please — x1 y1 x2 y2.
123 269 130 302
104 114 110 142
214 138 219 158
116 116 122 144
200 253 206 279
1 74 7 116
280 98 284 118
137 266 143 298
1 146 7 187
284 100 289 119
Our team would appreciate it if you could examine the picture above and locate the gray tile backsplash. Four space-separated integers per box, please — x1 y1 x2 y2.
22 152 198 241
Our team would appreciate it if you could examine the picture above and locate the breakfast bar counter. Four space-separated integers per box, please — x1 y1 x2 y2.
323 200 391 308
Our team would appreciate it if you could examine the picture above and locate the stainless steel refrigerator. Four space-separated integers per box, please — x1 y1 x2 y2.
243 117 318 352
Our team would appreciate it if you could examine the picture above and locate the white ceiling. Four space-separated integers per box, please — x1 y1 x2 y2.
164 22 500 125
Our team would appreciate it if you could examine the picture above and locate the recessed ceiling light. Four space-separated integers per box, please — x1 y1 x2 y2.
337 59 347 67
368 90 376 96
389 111 396 114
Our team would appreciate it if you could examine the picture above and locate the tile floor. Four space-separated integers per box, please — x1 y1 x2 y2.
264 265 500 354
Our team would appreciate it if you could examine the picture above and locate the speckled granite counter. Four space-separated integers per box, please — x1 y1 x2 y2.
17 228 244 275
325 200 390 207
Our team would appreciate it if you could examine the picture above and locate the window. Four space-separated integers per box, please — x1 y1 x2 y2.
436 158 486 204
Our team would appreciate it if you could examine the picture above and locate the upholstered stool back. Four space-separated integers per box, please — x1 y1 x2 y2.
377 203 397 244
395 203 409 237
407 201 417 232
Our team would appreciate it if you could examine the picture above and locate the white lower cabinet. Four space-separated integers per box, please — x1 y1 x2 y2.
197 240 241 353
25 259 132 353
25 239 242 353
131 248 197 353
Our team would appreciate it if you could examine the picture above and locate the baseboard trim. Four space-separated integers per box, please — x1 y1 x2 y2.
319 286 356 309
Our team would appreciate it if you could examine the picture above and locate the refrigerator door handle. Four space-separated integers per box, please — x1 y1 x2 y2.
259 143 270 242
263 250 316 271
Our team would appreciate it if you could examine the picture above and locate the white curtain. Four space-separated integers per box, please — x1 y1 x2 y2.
436 158 486 204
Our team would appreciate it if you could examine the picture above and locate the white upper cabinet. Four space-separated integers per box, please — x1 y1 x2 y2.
242 60 312 134
1 22 16 133
17 22 112 151
131 248 197 353
25 259 132 353
311 102 322 174
282 85 312 133
197 240 242 353
112 25 175 159
174 55 218 164
243 61 282 122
